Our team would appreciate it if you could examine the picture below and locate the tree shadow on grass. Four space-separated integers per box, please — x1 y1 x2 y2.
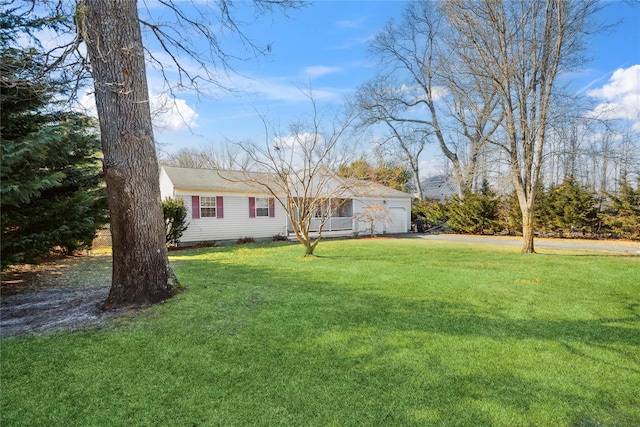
391 299 639 348
172 246 639 349
283 294 639 425
162 249 640 425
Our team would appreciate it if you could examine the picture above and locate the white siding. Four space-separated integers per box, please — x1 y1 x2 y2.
159 168 175 200
176 191 288 244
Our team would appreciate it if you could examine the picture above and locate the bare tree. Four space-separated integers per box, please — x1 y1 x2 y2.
354 79 427 198
353 203 393 237
233 92 358 256
73 0 300 307
159 147 214 169
159 143 251 170
444 0 601 252
356 1 500 199
440 19 503 194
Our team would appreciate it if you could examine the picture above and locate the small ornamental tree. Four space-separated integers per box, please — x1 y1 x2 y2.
163 198 189 246
235 90 357 256
353 203 393 236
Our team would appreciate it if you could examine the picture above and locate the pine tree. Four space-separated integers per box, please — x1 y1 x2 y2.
1 41 108 269
537 176 597 236
602 176 640 240
444 181 502 235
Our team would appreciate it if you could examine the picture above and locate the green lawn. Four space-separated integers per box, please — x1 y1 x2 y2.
2 238 639 426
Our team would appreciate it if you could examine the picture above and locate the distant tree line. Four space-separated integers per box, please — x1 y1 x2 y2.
352 0 639 252
413 176 640 240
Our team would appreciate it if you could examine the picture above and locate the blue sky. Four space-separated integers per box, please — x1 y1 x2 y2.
143 1 408 152
111 1 640 169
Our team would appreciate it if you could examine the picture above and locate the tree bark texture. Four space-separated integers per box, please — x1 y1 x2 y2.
78 0 179 307
520 202 536 254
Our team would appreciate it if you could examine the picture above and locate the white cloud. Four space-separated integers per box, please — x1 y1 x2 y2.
144 49 348 104
151 93 199 132
273 132 320 150
336 17 368 30
304 66 342 79
395 84 448 102
78 89 98 118
77 88 198 133
587 65 640 128
419 157 449 179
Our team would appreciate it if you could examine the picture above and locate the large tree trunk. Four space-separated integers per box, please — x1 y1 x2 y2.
515 180 537 253
78 0 180 308
521 206 536 254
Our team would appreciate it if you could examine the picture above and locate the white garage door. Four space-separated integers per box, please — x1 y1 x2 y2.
387 207 407 234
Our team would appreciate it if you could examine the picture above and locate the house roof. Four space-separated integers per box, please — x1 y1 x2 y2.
346 178 414 199
162 165 412 199
162 166 270 193
421 174 457 201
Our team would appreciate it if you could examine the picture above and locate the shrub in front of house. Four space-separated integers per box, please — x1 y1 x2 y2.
163 198 188 246
237 236 256 244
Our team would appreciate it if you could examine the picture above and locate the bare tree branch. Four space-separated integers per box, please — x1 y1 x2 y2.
231 89 360 256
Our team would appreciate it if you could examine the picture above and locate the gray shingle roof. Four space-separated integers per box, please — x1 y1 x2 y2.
345 178 414 199
162 166 412 199
162 166 271 193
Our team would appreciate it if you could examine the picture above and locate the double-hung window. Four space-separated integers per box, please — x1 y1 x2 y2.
200 196 217 217
255 197 270 217
249 197 275 218
191 196 224 219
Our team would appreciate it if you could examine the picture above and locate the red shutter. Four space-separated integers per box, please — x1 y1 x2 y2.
269 198 275 218
249 197 256 218
191 196 200 219
216 196 224 218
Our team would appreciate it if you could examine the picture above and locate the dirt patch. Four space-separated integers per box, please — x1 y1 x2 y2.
1 255 120 338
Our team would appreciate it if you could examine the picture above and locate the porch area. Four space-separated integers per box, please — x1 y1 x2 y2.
286 198 354 234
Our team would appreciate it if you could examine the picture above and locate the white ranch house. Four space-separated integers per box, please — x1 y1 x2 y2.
160 166 412 245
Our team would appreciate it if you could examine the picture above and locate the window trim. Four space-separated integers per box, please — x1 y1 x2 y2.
192 195 224 219
249 196 276 218
255 197 270 217
200 196 217 218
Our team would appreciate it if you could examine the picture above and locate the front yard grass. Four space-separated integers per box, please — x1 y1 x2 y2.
1 238 639 426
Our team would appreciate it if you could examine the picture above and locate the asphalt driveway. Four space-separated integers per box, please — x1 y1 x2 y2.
399 233 640 254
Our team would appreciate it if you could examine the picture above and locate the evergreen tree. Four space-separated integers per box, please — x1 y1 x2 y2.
602 176 640 240
536 176 597 236
422 200 449 228
501 187 548 236
444 180 502 234
1 41 108 269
